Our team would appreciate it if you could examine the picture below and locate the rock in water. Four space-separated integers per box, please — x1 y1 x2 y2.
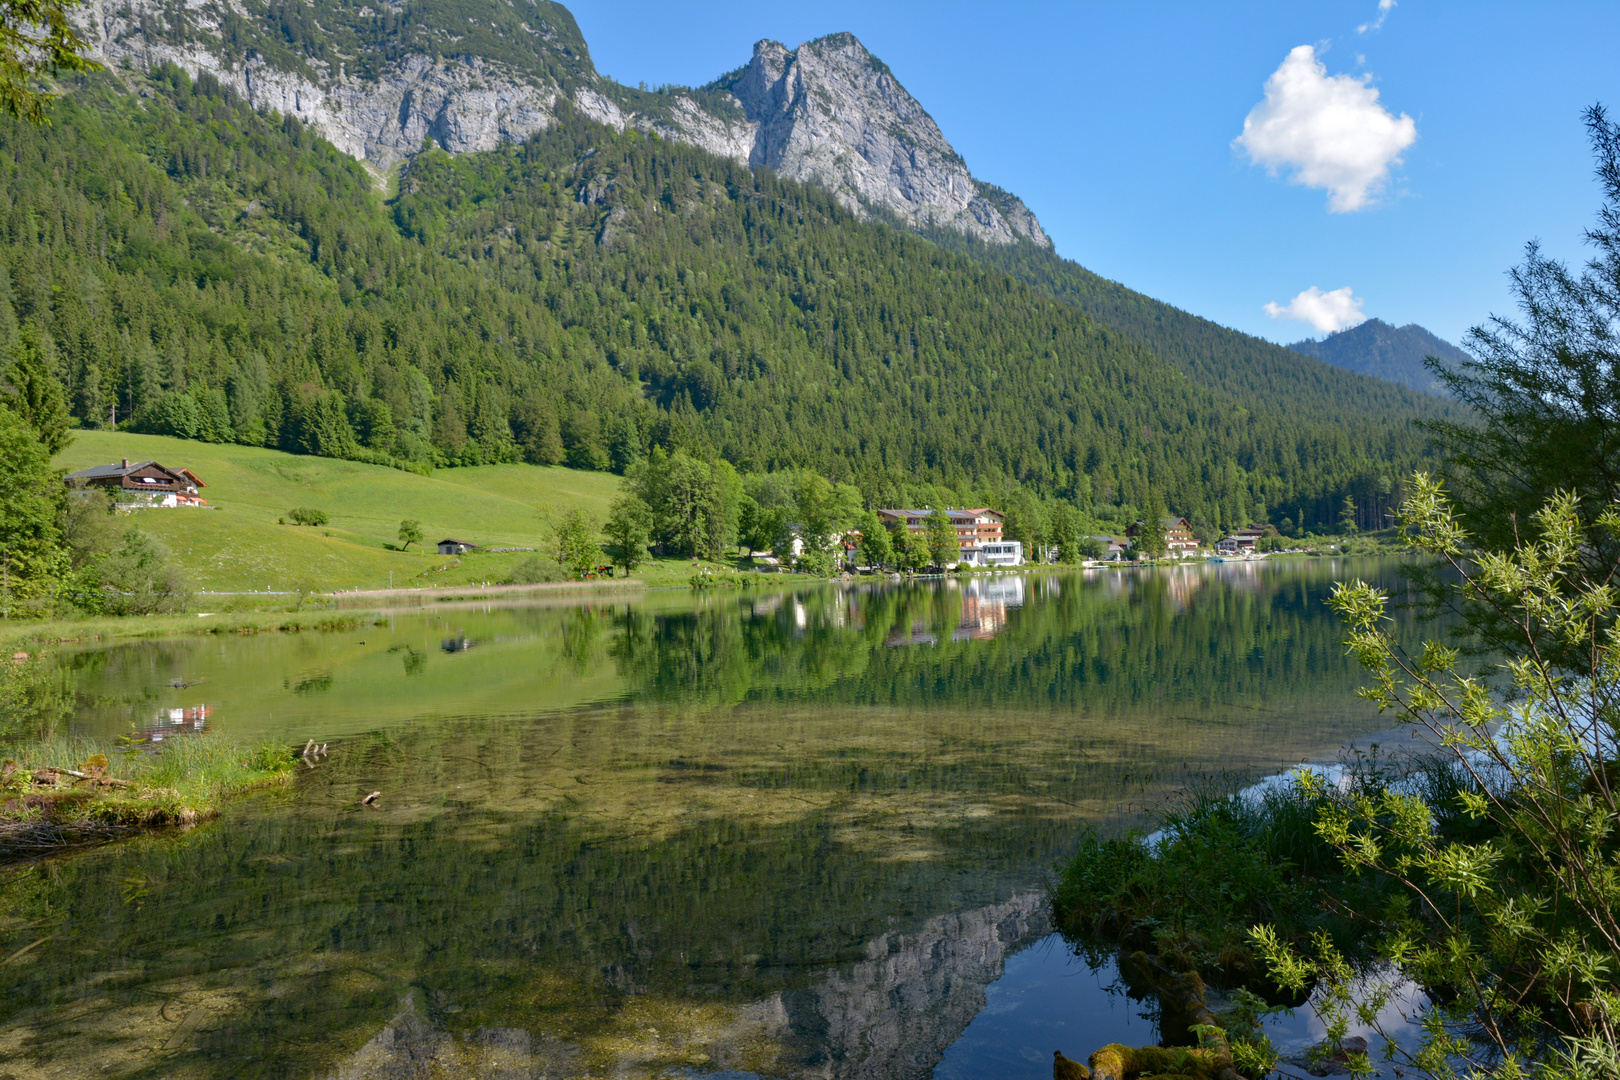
1054 1049 1091 1079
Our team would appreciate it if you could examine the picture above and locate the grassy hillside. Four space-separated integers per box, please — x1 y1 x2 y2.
55 432 641 592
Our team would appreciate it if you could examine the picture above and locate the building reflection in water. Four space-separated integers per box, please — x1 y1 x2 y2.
135 703 212 744
884 575 1027 647
954 576 1025 641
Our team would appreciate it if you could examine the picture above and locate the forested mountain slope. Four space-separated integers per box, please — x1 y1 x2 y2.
1288 319 1469 397
925 231 1452 429
1 68 1437 530
79 0 1048 247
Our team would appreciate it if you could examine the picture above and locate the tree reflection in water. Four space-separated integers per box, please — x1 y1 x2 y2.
1 560 1429 1078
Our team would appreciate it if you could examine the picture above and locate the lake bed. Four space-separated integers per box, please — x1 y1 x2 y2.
2 559 1426 1078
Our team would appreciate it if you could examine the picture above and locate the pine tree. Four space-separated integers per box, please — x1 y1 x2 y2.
0 406 65 613
2 323 71 455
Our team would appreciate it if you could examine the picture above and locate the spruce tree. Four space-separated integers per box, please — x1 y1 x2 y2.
2 323 71 456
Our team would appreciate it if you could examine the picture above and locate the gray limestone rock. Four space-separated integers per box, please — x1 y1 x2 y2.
75 1 1048 248
713 34 1049 248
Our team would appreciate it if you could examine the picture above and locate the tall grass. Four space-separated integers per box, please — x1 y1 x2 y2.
3 733 295 815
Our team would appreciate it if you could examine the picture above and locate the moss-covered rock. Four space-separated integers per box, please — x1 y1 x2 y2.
1088 1042 1226 1079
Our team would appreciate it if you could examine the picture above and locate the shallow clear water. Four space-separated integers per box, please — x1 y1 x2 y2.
3 559 1427 1078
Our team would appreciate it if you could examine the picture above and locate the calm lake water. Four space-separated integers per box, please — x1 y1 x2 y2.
2 559 1428 1079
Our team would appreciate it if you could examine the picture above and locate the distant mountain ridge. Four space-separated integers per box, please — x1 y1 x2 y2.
1287 320 1470 397
76 0 1048 247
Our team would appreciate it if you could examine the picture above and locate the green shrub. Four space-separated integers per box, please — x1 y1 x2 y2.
287 507 328 526
1049 755 1451 996
504 556 569 585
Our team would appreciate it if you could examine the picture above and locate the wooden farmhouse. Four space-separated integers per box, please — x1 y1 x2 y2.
65 459 208 507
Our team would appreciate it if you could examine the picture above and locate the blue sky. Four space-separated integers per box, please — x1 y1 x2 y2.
569 1 1620 347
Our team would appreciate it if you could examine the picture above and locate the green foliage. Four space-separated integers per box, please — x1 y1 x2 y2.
793 474 861 569
1050 503 1081 564
286 507 329 526
627 448 741 560
1052 771 1378 995
0 72 1438 531
1 322 70 454
0 405 66 614
1133 518 1169 560
602 494 650 576
858 510 893 569
1338 494 1359 534
924 228 1441 532
1218 989 1285 1079
0 0 100 123
738 480 793 557
1074 535 1106 561
925 509 959 569
892 519 929 573
1258 477 1620 1079
1003 490 1048 555
688 566 746 589
397 519 423 550
1418 108 1620 673
84 526 189 616
504 554 570 585
551 507 600 577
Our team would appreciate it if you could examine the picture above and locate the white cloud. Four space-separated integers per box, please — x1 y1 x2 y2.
1234 45 1416 212
1264 286 1368 334
1358 0 1396 34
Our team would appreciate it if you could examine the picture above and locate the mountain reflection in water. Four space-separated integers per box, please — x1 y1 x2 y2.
2 560 1427 1078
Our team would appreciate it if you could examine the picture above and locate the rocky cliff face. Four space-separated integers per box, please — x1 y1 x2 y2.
75 0 1048 248
79 0 571 175
710 34 1048 247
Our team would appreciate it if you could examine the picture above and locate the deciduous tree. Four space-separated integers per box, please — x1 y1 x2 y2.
858 510 893 569
552 508 601 578
1259 476 1620 1080
603 495 651 576
924 509 958 569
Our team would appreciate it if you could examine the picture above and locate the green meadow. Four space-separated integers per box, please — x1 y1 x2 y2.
52 432 714 594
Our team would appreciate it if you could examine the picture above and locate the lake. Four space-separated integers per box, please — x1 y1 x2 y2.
1 558 1428 1078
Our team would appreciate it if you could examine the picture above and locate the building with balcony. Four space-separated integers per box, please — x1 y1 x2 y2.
875 508 1019 565
1126 517 1200 556
65 459 208 507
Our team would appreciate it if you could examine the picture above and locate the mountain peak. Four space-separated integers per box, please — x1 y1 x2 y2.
701 32 1046 246
77 0 1047 249
1287 319 1470 397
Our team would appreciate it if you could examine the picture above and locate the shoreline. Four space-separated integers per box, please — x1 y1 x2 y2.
0 738 297 865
